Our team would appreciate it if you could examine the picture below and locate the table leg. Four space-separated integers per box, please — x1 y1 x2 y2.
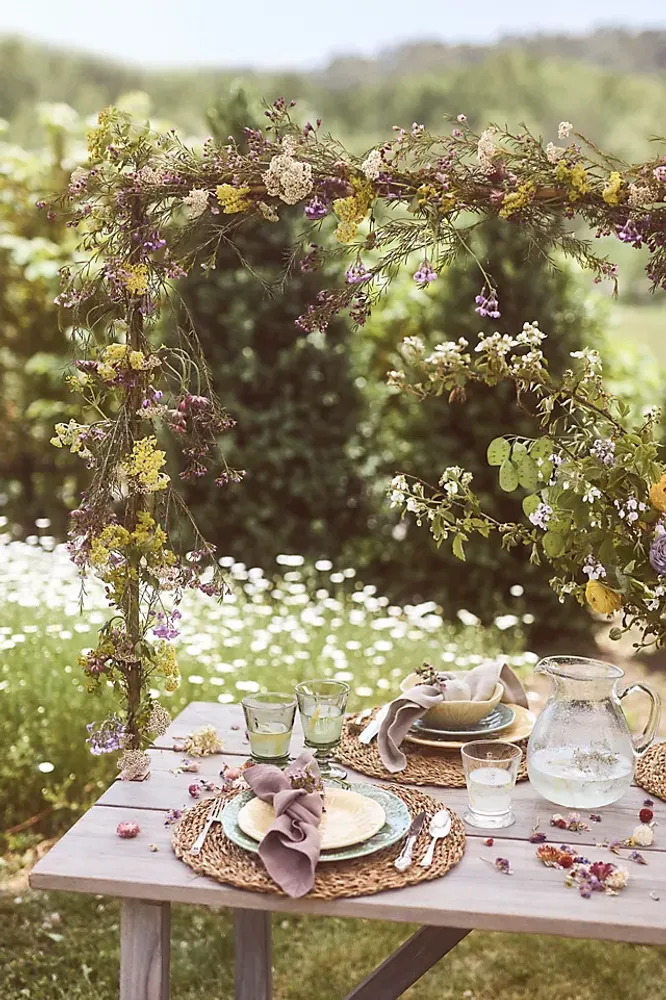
120 899 170 1000
344 925 470 1000
234 909 272 1000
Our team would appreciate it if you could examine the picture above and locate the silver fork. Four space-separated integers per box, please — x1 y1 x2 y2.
189 796 226 855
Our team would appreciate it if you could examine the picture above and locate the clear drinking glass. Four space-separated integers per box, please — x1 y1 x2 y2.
242 692 297 765
461 740 522 829
295 679 349 780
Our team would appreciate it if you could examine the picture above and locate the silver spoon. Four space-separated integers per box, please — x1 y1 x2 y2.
419 809 452 868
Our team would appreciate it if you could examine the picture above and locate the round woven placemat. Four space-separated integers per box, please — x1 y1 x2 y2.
335 714 529 787
172 785 465 900
635 743 666 801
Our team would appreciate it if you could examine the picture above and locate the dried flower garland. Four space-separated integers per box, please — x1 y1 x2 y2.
46 100 666 767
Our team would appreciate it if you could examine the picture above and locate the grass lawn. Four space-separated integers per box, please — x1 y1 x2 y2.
4 889 666 1000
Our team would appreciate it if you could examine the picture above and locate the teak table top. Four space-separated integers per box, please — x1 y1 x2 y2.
30 700 666 946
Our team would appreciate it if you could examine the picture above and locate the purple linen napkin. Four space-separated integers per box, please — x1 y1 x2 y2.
377 662 529 773
243 752 323 898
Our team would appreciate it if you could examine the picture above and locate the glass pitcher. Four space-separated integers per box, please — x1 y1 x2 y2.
527 656 660 809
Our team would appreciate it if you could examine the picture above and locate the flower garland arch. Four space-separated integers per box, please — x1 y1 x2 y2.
45 100 666 774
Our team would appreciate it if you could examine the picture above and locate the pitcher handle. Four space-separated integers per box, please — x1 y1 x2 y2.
618 682 661 754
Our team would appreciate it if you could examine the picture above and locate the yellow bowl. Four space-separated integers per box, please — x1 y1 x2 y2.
399 673 504 729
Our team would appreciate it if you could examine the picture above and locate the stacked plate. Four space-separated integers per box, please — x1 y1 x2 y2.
222 783 412 862
404 703 536 750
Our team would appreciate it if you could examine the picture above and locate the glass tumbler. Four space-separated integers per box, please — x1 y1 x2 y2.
461 740 522 829
242 692 297 765
295 679 349 780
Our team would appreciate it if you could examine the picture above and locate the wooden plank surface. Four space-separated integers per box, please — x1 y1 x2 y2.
29 699 666 946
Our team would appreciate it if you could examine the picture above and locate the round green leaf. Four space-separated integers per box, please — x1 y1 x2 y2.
487 437 511 467
542 531 565 558
516 454 538 491
538 459 554 482
499 458 519 492
522 494 541 516
530 437 554 461
511 442 528 462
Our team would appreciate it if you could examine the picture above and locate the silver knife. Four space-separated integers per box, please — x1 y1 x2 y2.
358 704 390 744
394 811 426 871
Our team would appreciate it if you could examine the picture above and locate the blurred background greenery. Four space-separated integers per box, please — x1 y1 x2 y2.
1 30 665 648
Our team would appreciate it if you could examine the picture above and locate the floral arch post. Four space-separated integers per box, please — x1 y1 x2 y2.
46 101 666 776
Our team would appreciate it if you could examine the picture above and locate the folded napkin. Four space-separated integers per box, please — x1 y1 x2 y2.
378 661 528 773
243 752 323 898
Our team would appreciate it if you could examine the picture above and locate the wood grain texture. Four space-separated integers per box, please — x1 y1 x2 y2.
234 909 272 1000
120 899 170 1000
29 804 666 945
344 926 470 1000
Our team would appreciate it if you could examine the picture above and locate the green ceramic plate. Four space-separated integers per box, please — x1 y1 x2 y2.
221 782 411 863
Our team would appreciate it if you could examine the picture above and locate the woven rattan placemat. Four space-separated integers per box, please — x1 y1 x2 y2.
172 785 466 900
335 713 529 788
635 743 666 802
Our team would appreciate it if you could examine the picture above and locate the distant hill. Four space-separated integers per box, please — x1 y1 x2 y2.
2 28 666 153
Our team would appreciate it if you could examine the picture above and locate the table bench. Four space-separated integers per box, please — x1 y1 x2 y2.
30 701 666 999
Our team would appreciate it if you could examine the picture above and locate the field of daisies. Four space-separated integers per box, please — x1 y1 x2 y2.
0 521 535 844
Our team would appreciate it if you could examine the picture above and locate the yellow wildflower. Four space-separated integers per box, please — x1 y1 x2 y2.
555 160 570 184
569 163 591 201
602 171 623 206
103 344 128 363
333 177 375 242
154 640 180 691
90 523 131 568
499 180 536 219
120 436 169 492
129 350 145 370
123 263 149 296
649 475 666 513
216 183 251 214
86 107 118 161
585 580 622 615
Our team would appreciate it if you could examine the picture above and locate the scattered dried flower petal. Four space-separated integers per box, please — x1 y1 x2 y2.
628 850 648 865
149 844 159 852
589 813 602 823
188 783 201 798
164 808 182 825
639 808 654 824
644 799 655 808
630 823 654 847
116 821 140 839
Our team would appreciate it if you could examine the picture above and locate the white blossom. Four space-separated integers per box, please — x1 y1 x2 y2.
628 183 652 208
183 188 210 219
558 121 574 139
477 128 498 173
361 149 383 180
263 142 313 205
546 142 566 163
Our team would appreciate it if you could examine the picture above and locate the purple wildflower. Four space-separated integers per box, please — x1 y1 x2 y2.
413 261 438 285
528 502 552 530
616 220 644 248
650 532 666 575
86 715 126 756
474 285 500 318
653 166 666 184
304 196 328 220
345 260 372 285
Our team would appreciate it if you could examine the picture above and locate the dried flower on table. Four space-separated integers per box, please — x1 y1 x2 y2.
550 814 568 830
529 820 547 844
628 850 648 865
164 808 182 825
589 814 602 823
629 823 654 847
181 759 199 774
494 857 513 875
484 837 494 847
230 723 241 731
536 845 574 868
182 725 223 756
116 821 140 839
644 799 655 808
639 807 654 824
188 783 201 799
149 844 159 852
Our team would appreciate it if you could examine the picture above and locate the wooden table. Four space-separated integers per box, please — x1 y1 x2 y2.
30 701 666 1000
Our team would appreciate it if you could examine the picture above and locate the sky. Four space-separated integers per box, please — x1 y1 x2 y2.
2 0 666 69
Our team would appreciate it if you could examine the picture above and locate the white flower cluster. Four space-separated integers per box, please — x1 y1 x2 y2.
477 127 498 173
263 137 313 205
475 332 517 356
183 188 210 219
628 183 652 208
546 142 566 163
439 466 473 499
614 494 647 524
582 556 606 581
424 337 470 367
361 149 383 180
558 121 574 139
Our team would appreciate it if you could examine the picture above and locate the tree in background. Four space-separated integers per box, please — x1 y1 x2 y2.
352 221 604 646
171 88 371 566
